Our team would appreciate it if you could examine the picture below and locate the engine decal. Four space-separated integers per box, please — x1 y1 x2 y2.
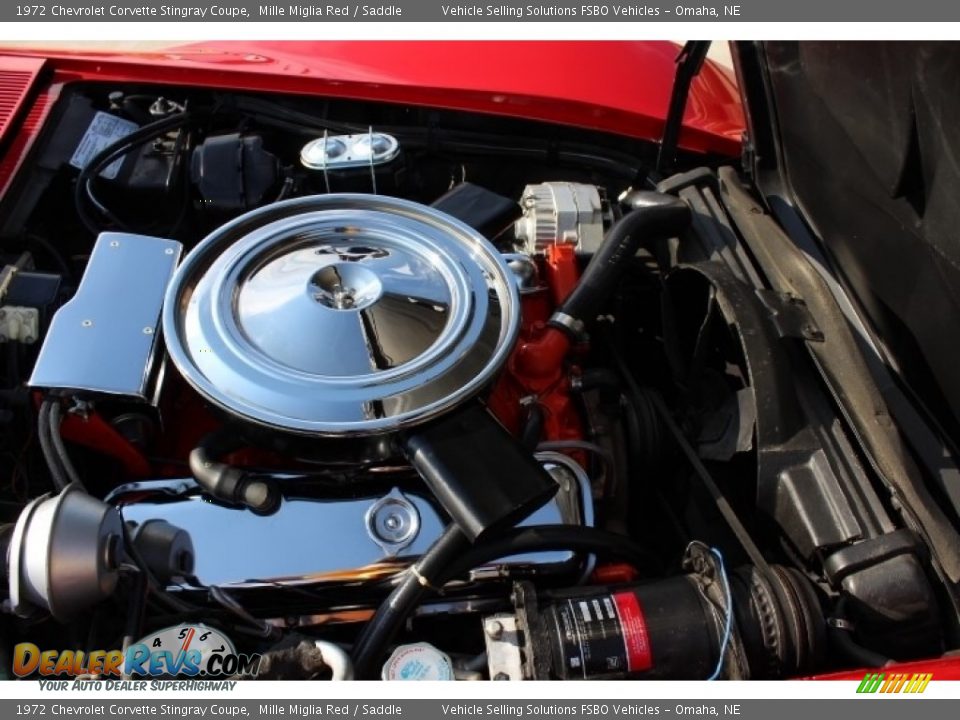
612 590 654 673
555 591 653 678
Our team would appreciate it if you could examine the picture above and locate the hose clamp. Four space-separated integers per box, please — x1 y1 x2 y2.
549 311 585 339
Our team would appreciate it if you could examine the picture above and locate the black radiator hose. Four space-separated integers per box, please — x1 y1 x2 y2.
189 430 280 515
549 191 690 338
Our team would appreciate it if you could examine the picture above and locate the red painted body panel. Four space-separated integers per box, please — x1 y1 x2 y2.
0 42 743 155
0 82 57 198
0 56 45 145
809 656 960 681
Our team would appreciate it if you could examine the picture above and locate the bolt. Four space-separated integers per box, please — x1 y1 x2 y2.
143 326 154 335
82 319 93 328
493 672 510 681
486 620 504 640
110 240 120 248
164 248 175 255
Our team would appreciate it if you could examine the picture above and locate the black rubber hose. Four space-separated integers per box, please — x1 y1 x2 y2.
551 192 690 337
827 627 891 669
351 524 660 678
188 430 279 515
442 525 661 582
520 404 545 452
572 368 621 393
827 598 891 669
26 234 73 279
48 401 84 490
37 400 69 491
352 524 469 679
74 110 203 234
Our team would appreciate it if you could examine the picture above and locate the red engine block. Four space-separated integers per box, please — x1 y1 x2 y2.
60 246 586 480
487 245 584 445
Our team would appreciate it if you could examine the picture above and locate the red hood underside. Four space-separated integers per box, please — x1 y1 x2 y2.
0 41 743 156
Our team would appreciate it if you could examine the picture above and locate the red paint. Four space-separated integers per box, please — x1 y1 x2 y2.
488 323 581 445
0 56 45 145
488 249 583 448
591 563 641 585
153 378 221 473
512 328 572 387
808 656 960 681
0 83 57 197
59 410 151 479
613 590 653 672
0 42 743 156
2 42 741 480
544 245 580 307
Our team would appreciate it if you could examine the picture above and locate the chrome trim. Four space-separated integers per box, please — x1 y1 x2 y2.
115 456 591 590
29 233 182 399
162 195 521 436
300 132 400 172
365 488 421 557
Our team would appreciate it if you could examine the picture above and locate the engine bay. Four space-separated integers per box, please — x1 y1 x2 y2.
0 82 955 681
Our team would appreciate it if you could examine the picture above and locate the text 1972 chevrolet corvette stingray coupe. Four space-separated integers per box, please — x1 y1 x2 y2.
0 40 958 681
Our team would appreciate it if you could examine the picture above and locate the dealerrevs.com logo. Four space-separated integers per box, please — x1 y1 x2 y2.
856 672 933 694
13 624 261 678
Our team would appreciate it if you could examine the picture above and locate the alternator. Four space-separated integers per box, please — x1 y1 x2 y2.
515 182 607 255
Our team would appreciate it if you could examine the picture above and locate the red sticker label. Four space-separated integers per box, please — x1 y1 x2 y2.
612 591 653 672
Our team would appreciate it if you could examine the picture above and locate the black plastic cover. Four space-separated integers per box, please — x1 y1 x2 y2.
400 403 557 541
190 133 278 211
6 271 61 312
430 182 519 239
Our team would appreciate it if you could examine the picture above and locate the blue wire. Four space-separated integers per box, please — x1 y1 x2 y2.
707 547 733 681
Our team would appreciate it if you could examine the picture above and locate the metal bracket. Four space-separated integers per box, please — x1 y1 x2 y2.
483 614 524 681
755 289 824 342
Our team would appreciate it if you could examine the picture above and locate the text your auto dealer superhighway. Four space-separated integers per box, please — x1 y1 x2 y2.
49 4 250 17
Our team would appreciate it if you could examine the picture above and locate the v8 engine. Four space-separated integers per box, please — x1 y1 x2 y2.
0 81 950 681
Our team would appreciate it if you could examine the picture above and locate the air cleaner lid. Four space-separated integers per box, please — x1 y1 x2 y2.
162 195 520 436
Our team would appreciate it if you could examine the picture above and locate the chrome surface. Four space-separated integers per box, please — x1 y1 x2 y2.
502 253 541 294
115 455 591 589
9 486 122 620
315 641 354 681
365 488 421 557
300 132 400 171
163 195 520 436
29 233 182 399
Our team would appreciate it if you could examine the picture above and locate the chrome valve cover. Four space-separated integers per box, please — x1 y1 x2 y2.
162 195 521 436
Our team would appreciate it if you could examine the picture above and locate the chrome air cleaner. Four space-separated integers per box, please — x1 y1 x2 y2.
162 195 520 436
